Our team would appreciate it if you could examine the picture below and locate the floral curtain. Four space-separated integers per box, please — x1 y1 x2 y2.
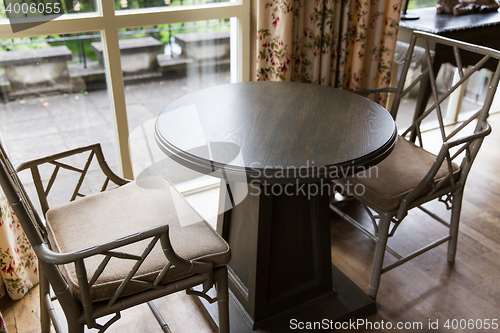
0 316 6 333
255 0 402 95
0 187 38 300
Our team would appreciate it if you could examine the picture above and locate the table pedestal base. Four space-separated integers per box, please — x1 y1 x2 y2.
213 181 376 331
198 264 376 332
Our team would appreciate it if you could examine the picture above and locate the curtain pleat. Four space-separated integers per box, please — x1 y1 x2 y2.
0 187 38 301
255 0 402 97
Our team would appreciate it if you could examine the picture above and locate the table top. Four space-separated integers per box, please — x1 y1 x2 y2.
400 7 500 34
155 82 397 181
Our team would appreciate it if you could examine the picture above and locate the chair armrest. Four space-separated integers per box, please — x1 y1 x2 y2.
444 122 491 149
417 121 491 188
34 224 169 265
397 122 491 218
36 223 214 313
36 223 212 275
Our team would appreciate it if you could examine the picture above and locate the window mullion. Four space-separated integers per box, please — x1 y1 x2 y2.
230 0 250 83
100 0 133 179
0 14 106 39
114 3 243 28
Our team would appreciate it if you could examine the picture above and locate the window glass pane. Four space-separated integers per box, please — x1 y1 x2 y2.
116 0 229 11
463 69 491 110
0 1 6 20
0 32 119 209
408 0 436 9
70 0 99 13
120 20 231 185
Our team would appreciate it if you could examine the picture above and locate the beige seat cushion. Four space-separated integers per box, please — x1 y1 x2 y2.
333 137 460 211
46 177 230 302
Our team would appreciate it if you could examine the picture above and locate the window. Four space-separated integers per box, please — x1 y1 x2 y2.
0 0 250 181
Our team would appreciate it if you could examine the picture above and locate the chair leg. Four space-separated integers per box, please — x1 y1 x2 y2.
447 189 464 263
368 213 392 300
214 266 230 333
39 264 51 333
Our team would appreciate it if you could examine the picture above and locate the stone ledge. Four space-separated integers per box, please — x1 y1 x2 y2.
0 72 11 103
0 46 72 67
91 37 163 55
157 54 193 67
0 72 10 88
174 31 230 61
174 30 230 43
4 83 73 100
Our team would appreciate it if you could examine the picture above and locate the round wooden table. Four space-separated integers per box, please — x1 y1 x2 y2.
155 82 397 332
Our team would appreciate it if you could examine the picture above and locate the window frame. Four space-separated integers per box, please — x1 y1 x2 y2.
0 0 251 179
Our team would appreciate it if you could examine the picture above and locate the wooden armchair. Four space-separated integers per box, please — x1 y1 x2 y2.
0 142 230 332
330 31 500 299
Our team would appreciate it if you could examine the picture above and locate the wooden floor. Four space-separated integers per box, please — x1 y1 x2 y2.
2 114 500 332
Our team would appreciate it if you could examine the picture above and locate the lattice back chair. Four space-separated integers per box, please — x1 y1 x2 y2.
0 142 230 333
330 31 500 300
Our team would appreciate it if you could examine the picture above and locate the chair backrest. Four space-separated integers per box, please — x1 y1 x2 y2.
0 142 89 325
15 143 128 217
0 142 128 246
390 31 500 214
